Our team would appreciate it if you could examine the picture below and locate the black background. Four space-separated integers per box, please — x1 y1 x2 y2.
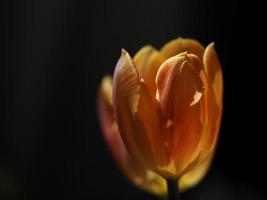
1 0 267 199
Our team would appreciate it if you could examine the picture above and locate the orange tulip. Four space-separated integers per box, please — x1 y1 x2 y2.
97 38 223 195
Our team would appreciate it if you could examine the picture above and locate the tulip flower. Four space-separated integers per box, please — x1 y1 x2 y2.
97 38 223 199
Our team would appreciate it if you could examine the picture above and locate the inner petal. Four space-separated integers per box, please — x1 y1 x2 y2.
155 53 205 175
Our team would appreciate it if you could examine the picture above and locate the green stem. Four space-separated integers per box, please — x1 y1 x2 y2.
166 178 180 200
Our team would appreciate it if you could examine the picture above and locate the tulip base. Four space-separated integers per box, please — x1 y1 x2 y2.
166 178 180 200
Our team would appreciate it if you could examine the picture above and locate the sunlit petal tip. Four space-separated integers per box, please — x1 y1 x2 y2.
113 48 140 115
120 48 134 67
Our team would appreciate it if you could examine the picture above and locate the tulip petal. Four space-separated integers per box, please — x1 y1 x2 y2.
136 80 170 167
113 49 168 169
200 43 223 157
156 53 205 176
204 43 223 107
133 45 157 72
113 49 153 167
133 46 165 95
160 38 205 60
97 76 167 195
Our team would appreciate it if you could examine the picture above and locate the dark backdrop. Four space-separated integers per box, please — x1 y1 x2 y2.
1 0 266 199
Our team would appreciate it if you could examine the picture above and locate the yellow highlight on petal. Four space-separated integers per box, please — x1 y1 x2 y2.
190 90 203 106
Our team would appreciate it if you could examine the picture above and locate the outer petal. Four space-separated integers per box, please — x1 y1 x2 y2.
156 53 205 176
204 43 223 107
113 49 168 169
97 76 167 195
160 38 205 60
133 46 165 96
201 43 223 157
